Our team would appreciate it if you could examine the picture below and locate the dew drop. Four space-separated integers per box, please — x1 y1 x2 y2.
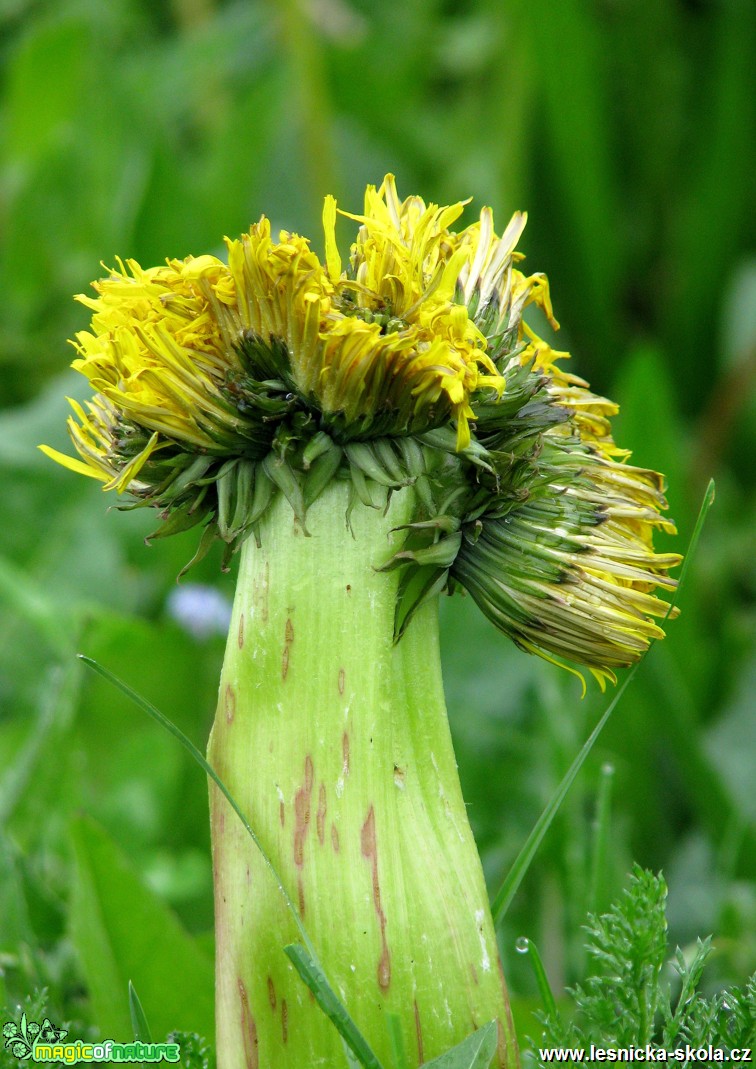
515 936 531 955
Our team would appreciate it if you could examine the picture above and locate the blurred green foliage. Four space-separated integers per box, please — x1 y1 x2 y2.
1 0 754 1049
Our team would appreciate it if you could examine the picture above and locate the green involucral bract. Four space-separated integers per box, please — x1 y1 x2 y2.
42 175 682 1067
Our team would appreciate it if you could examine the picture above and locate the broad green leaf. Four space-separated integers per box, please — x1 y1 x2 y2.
3 19 90 165
69 814 214 1040
666 3 756 401
519 0 620 350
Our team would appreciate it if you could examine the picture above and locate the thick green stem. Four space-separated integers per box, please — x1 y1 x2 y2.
208 481 516 1068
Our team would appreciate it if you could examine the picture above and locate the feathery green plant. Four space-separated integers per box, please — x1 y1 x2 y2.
524 868 756 1065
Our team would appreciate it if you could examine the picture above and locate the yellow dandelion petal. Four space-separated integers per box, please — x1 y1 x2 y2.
37 444 108 482
322 194 342 281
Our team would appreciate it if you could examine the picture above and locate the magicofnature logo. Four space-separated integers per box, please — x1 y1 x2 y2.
3 1015 67 1061
3 1013 180 1064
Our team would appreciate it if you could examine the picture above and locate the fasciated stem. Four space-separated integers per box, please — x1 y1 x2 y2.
208 481 516 1068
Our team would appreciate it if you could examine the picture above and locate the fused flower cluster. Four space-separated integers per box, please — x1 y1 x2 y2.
42 176 680 684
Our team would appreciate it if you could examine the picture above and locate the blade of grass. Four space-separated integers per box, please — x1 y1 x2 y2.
284 944 385 1069
128 980 152 1043
514 937 560 1026
78 653 316 962
586 762 615 917
386 1014 410 1069
129 978 152 1069
491 479 715 926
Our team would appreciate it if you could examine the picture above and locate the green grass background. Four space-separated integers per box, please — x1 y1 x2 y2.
1 0 754 1049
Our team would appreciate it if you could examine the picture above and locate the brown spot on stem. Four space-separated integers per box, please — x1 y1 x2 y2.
238 978 259 1069
224 683 236 724
470 963 479 985
279 800 285 828
238 613 245 648
317 783 327 845
342 732 350 776
338 667 345 695
360 805 391 992
346 584 351 594
360 806 376 870
414 1000 424 1064
331 822 340 852
297 876 306 917
281 616 294 680
294 756 314 867
253 562 269 624
281 998 289 1044
267 976 276 1011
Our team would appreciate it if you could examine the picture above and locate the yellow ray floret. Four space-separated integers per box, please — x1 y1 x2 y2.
321 175 509 446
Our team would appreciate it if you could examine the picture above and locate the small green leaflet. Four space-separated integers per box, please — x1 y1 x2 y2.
419 1021 498 1069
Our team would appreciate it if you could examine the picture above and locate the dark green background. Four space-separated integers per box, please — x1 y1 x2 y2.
1 0 754 1049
